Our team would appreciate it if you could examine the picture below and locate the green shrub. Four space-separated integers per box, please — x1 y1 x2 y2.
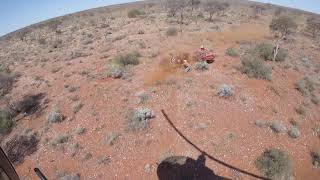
0 110 13 134
270 121 287 133
255 119 269 128
240 55 272 80
288 127 301 138
0 69 15 97
128 9 145 18
295 77 316 96
194 61 209 71
166 27 178 36
254 43 287 61
225 48 239 57
115 51 140 66
255 149 291 179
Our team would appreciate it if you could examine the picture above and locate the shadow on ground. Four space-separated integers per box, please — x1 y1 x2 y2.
160 110 269 180
157 154 231 180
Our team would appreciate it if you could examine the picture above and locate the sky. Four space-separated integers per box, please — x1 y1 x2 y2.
0 0 319 36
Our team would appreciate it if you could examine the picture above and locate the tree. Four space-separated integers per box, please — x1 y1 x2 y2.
166 0 187 24
204 1 229 21
188 0 201 16
306 16 320 39
269 15 297 61
251 4 265 18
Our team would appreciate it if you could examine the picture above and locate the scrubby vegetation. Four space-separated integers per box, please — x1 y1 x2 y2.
311 151 320 167
127 108 155 131
1 0 319 179
194 61 209 71
239 55 272 80
13 94 44 115
128 9 145 18
166 27 178 36
50 134 70 148
306 16 320 39
107 65 124 79
256 149 291 179
288 127 301 138
254 43 287 62
255 119 269 128
107 51 140 79
0 65 15 97
0 110 13 134
270 121 287 133
225 47 239 57
115 51 140 66
217 84 234 97
47 110 64 123
295 77 316 96
4 130 39 164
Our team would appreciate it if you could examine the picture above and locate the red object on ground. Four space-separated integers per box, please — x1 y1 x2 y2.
196 48 216 64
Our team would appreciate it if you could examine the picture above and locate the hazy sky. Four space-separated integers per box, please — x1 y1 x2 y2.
0 0 319 36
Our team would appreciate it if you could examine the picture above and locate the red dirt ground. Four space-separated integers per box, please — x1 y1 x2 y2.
0 1 319 180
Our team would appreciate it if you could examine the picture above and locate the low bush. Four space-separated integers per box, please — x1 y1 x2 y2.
166 27 178 36
255 149 291 179
254 43 287 62
217 84 235 97
0 66 15 97
128 9 145 18
13 93 44 115
127 108 155 131
239 55 272 80
107 65 124 79
0 110 13 134
288 127 301 138
270 121 287 133
50 134 70 148
225 48 239 57
115 51 140 66
4 131 39 164
47 110 64 123
255 119 269 128
194 61 209 71
295 76 316 96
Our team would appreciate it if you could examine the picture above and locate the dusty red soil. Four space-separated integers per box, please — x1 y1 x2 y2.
0 1 320 179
